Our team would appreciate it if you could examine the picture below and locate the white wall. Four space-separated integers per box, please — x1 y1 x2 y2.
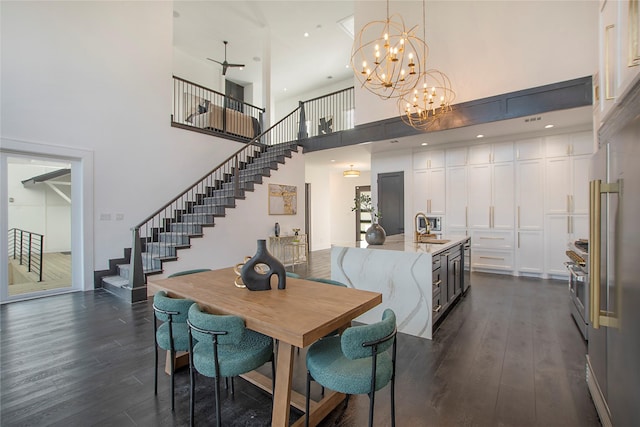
173 47 224 93
1 1 245 272
7 163 71 253
353 0 598 125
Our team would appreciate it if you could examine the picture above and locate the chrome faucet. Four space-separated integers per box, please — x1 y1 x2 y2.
414 212 430 242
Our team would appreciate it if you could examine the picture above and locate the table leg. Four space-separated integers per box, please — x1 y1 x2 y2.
272 342 295 426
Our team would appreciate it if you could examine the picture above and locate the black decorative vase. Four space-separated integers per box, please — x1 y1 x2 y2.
274 222 280 237
365 223 386 245
241 239 286 291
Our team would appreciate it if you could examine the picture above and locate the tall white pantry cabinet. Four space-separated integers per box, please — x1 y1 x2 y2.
412 129 594 279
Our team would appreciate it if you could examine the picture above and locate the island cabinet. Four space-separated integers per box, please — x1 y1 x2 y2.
331 235 470 340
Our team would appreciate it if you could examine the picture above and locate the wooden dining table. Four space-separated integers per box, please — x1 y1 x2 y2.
147 267 382 426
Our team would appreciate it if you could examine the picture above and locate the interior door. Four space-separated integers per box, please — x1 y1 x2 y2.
378 172 404 236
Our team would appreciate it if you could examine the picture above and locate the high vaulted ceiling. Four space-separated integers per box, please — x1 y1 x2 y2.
172 1 355 102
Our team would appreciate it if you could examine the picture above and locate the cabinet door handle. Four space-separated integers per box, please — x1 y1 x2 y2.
605 24 616 100
433 304 442 313
433 280 442 286
479 256 505 261
518 232 520 248
570 195 574 213
465 206 468 228
480 236 504 240
567 195 571 213
567 216 571 234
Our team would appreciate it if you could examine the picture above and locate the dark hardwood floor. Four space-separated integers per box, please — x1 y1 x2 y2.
1 250 600 426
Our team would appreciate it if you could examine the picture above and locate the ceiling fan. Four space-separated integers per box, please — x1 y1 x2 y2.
207 40 245 76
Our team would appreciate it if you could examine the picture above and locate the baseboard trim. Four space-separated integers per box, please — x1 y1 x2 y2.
586 355 612 427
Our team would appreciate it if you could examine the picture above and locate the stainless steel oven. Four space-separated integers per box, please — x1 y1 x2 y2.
565 240 589 340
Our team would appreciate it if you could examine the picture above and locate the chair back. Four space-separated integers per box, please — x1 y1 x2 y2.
187 304 245 345
341 309 396 360
307 277 348 287
153 291 194 323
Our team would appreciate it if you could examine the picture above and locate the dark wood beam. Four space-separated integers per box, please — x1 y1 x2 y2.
301 76 592 153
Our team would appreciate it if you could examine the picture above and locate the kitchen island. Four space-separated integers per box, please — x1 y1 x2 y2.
331 234 470 340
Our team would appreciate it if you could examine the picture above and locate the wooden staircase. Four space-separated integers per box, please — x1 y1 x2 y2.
96 141 298 303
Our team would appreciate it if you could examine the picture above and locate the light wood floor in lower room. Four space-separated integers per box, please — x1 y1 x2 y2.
8 251 72 296
0 249 601 426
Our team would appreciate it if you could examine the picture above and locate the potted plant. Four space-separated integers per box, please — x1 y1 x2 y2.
352 194 386 245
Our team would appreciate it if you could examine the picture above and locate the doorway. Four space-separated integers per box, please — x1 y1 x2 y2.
5 156 72 298
378 172 404 236
355 185 371 241
1 141 94 303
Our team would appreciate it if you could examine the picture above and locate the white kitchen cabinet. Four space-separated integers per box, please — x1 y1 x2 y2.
515 137 543 160
445 147 468 167
516 159 544 230
445 166 467 229
468 142 514 165
598 0 619 121
618 0 640 98
544 215 571 277
545 154 592 215
516 230 544 275
515 155 544 276
468 162 514 229
471 249 514 272
572 155 590 214
571 131 596 156
596 0 640 126
413 149 445 170
413 168 445 215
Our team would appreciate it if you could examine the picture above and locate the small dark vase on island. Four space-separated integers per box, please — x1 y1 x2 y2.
365 223 386 245
241 239 286 290
274 222 280 237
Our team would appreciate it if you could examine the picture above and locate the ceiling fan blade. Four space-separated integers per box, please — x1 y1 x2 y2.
207 58 223 65
227 63 245 68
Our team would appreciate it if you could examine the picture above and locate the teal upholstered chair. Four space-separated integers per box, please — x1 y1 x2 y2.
307 277 348 287
153 291 195 411
286 271 302 279
168 268 211 278
187 304 275 427
305 309 397 427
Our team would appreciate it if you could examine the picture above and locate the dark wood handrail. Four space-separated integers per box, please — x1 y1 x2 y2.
303 86 354 104
172 75 266 112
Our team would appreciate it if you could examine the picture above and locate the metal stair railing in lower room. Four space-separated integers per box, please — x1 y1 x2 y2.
8 228 44 282
127 107 305 289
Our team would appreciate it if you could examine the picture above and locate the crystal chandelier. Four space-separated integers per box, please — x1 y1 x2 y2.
351 1 427 100
399 0 455 130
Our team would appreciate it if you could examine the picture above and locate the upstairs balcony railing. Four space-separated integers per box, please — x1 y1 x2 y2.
299 87 355 138
172 76 265 143
8 228 44 282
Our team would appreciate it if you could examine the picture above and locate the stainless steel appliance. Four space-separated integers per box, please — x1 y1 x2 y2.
417 216 441 232
587 84 640 427
565 240 589 340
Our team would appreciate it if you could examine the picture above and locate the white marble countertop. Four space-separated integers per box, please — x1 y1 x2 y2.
332 234 469 255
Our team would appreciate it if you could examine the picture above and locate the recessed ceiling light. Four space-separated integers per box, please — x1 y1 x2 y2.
345 64 350 68
283 88 287 92
545 124 554 129
476 134 484 138
327 76 333 79
173 11 180 18
253 57 261 62
331 159 336 162
304 32 309 37
421 142 428 146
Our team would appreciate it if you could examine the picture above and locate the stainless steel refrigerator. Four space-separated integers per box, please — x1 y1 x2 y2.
588 83 640 427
